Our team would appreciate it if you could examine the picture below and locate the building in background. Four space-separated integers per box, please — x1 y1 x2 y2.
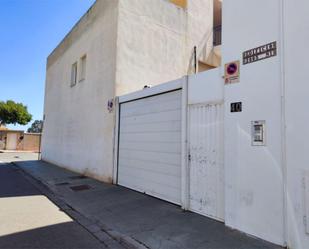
0 129 41 152
0 129 24 150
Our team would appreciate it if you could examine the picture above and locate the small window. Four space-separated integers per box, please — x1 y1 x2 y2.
71 62 77 87
79 55 87 82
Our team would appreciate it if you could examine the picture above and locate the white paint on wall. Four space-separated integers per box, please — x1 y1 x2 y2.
115 0 215 96
222 0 285 245
284 0 309 248
115 0 187 95
188 68 223 105
42 0 119 182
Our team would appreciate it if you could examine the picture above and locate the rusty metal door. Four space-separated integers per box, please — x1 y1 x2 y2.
188 103 224 221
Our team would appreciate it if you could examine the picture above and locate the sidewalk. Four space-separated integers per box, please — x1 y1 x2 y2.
14 159 283 249
0 162 108 249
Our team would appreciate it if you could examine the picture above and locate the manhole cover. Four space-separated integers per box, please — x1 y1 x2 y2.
70 185 91 192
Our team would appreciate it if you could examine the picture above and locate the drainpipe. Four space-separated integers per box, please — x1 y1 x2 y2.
279 0 288 247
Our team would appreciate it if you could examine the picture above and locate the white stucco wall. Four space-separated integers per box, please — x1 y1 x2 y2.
186 0 214 71
42 0 119 182
188 68 223 105
284 1 309 248
115 0 215 96
222 0 285 245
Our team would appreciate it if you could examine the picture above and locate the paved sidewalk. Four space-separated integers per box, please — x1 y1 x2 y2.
14 159 283 249
0 162 108 249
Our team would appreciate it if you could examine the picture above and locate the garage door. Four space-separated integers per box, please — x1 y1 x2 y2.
117 90 182 205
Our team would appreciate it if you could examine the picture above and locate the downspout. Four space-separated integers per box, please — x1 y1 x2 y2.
279 0 288 247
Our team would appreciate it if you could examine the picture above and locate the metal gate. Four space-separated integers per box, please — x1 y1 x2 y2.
188 102 225 221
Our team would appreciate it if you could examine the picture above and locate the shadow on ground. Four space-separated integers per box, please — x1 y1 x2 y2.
0 222 106 249
0 163 40 198
0 162 106 249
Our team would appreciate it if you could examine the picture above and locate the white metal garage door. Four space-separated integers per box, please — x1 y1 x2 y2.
117 90 182 205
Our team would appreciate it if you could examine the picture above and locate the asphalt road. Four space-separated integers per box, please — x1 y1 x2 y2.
0 159 106 249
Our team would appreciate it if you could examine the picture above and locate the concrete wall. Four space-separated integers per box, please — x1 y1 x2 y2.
42 0 119 182
186 0 214 70
284 0 309 248
115 0 215 96
188 68 223 105
222 0 285 245
22 133 41 152
115 0 187 95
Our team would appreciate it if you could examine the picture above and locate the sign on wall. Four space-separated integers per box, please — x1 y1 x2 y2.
231 102 242 113
107 99 114 113
225 61 240 84
243 41 277 65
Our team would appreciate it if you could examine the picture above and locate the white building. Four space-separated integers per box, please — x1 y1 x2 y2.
42 0 309 248
42 0 220 182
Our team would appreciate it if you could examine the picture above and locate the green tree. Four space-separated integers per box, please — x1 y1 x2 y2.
27 120 43 133
0 100 32 126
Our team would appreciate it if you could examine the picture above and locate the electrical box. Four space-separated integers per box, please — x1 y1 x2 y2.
251 121 266 146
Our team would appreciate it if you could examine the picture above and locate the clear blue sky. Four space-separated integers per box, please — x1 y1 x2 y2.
0 0 96 131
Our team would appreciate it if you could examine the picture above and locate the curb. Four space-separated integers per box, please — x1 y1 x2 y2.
12 162 149 249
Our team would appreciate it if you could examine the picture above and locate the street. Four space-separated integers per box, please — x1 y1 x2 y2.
0 153 107 249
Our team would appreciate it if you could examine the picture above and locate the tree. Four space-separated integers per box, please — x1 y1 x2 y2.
0 100 32 126
27 120 43 133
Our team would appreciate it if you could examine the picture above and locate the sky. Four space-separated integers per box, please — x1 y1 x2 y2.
0 0 96 131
